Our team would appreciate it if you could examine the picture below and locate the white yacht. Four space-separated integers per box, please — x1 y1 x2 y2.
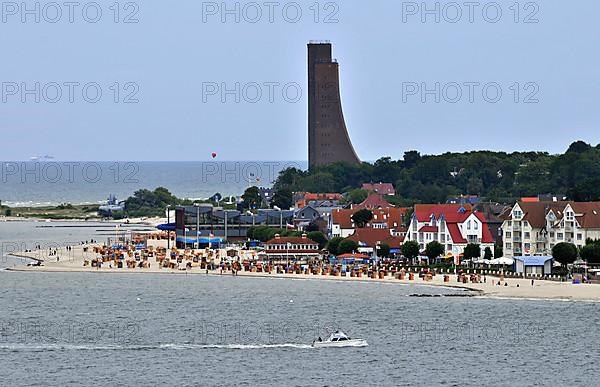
312 330 368 348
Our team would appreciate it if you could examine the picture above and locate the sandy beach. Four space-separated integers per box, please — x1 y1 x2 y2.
6 245 600 302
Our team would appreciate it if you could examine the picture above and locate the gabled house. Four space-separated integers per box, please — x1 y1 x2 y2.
293 205 322 231
404 204 495 263
330 207 409 238
346 228 405 256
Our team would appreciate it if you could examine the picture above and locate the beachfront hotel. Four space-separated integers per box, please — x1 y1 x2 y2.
501 201 600 258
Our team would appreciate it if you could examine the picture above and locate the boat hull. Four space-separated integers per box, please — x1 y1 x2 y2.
312 339 368 348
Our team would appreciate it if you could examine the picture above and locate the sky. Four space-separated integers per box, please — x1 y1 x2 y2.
0 0 599 161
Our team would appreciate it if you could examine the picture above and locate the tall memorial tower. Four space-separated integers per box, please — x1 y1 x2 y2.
308 42 361 169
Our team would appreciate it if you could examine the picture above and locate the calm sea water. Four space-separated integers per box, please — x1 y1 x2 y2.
1 224 599 386
0 161 306 207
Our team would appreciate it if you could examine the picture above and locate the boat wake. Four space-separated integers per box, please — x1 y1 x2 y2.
0 343 314 352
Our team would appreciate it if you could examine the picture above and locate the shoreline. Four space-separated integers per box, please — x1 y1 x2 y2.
8 249 600 302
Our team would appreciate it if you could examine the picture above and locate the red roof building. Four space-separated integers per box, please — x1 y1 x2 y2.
353 193 394 210
404 204 495 263
295 193 344 209
330 207 409 238
263 233 322 260
346 228 405 254
361 182 395 196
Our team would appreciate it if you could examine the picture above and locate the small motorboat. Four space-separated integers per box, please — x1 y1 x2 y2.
312 330 368 348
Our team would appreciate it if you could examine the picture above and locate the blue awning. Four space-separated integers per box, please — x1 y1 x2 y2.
157 223 176 231
514 256 553 266
176 237 223 244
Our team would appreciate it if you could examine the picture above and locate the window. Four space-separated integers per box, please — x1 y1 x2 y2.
474 222 479 230
506 243 512 249
577 234 583 240
506 231 512 238
467 221 471 230
524 232 530 239
557 233 563 239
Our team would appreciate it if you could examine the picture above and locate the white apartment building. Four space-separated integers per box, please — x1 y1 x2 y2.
501 201 600 258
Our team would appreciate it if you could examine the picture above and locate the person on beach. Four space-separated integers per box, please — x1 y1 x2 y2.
531 279 534 286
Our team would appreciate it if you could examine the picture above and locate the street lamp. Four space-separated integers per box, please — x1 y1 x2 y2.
286 241 291 272
273 206 283 229
194 203 200 250
166 205 171 249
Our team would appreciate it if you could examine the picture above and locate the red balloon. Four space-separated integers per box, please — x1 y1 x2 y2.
211 152 217 159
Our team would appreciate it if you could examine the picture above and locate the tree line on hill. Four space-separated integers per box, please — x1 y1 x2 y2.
120 141 600 218
273 141 600 205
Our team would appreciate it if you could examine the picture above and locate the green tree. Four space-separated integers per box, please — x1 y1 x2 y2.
580 243 600 265
347 189 368 204
326 236 345 256
494 244 503 258
338 239 359 255
241 186 261 210
463 243 481 260
270 189 293 210
401 240 420 260
425 241 444 261
307 231 327 250
552 242 578 267
124 187 180 217
483 247 493 260
304 221 320 232
351 209 373 228
378 243 391 258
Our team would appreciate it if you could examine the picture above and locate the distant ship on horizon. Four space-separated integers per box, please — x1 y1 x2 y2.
29 155 55 161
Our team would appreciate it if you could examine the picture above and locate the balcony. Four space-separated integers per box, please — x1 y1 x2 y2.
513 237 522 242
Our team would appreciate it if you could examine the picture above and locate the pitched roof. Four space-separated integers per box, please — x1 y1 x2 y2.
414 204 495 244
414 204 473 223
361 183 395 195
346 228 404 248
569 202 600 228
446 223 467 243
332 207 408 229
354 193 393 210
505 201 600 230
514 201 569 228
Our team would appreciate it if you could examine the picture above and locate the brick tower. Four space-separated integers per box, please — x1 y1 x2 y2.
308 42 361 169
